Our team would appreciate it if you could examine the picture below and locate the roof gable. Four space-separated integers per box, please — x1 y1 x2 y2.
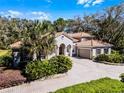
56 32 79 42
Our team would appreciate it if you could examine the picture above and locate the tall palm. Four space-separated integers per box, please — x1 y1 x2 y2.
22 20 55 60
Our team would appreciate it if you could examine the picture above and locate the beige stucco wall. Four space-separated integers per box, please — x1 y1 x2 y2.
92 47 112 58
108 48 111 54
55 35 73 48
55 34 74 57
92 49 96 57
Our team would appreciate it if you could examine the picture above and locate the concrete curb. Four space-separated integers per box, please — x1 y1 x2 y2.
94 61 124 66
39 73 68 81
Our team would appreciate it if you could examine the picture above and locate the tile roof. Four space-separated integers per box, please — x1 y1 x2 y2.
10 32 112 49
10 41 23 49
56 32 79 42
77 39 112 48
68 32 93 39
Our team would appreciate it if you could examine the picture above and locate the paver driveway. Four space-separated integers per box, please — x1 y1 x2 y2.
1 57 124 93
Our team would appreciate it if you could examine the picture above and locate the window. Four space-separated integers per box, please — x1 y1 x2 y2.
96 49 101 55
104 48 108 54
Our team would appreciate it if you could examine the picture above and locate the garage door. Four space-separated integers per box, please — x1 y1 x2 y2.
78 49 91 59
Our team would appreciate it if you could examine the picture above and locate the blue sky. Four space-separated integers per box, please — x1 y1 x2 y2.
0 0 123 21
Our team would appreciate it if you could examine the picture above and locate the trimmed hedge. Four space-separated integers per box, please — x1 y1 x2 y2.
49 55 72 74
51 78 124 93
25 60 56 80
95 53 124 63
94 54 109 62
24 55 72 80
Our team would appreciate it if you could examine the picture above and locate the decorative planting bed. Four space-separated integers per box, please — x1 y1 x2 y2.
0 68 26 90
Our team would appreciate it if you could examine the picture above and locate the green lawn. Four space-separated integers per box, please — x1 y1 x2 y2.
51 78 124 93
0 50 10 57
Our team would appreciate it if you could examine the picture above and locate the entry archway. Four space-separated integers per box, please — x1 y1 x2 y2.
59 44 65 55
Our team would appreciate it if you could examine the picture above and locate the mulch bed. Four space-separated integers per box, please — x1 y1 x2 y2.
0 67 26 90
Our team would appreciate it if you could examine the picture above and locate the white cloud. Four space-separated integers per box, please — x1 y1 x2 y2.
0 10 22 18
31 11 49 20
77 0 89 5
0 10 50 20
7 10 22 18
92 0 104 5
77 0 104 7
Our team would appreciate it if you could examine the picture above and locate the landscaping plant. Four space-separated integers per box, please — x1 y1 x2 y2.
0 50 13 67
95 51 124 63
24 55 72 81
94 54 109 62
49 55 72 74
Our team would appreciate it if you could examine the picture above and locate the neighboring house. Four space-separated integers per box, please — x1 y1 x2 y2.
10 32 112 65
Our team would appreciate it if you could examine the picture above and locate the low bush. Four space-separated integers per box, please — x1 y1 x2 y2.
24 60 55 80
95 52 124 63
0 59 5 67
49 55 72 74
108 51 124 63
0 69 26 89
94 54 109 62
108 54 123 63
120 73 124 82
0 50 13 67
51 78 124 93
24 55 72 80
0 56 13 67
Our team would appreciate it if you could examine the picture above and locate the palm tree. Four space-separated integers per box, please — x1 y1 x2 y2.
22 20 55 61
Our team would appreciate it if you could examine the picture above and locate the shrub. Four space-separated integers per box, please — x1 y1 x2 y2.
49 55 72 74
0 58 5 67
94 54 109 62
120 73 124 82
0 56 13 67
0 69 26 89
108 50 124 63
94 52 124 63
24 55 72 80
108 54 123 63
0 50 13 67
24 60 56 80
51 78 124 93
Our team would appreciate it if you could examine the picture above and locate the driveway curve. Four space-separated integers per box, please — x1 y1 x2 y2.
1 57 124 93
